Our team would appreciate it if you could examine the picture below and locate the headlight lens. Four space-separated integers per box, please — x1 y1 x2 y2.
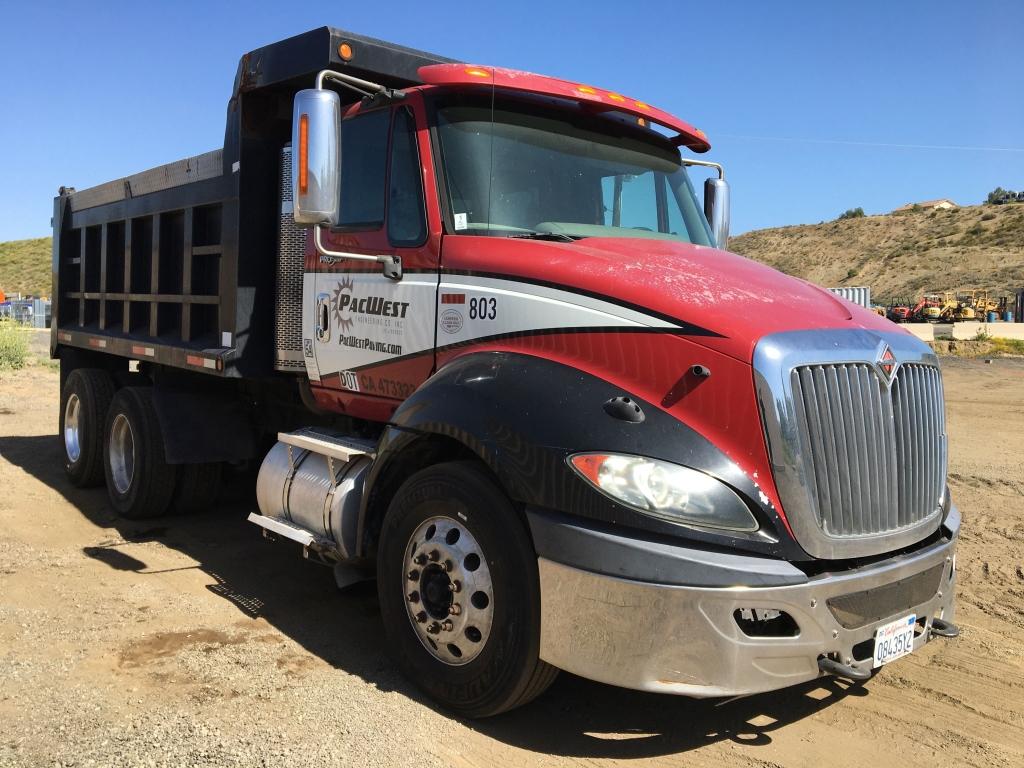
569 453 758 532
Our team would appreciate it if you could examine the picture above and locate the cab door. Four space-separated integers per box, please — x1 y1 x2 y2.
305 100 440 406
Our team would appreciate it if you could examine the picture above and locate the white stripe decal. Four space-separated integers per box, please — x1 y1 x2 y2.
435 275 680 348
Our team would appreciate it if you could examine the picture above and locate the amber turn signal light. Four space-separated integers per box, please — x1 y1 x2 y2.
298 113 309 195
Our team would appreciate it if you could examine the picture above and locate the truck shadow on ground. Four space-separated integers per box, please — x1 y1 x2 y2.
0 432 868 759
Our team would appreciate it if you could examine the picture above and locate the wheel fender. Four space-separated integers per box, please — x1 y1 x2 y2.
368 351 802 559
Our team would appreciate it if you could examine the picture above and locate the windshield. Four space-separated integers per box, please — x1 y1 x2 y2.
433 92 714 245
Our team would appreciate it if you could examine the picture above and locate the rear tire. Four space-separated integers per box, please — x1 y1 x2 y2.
103 387 178 519
377 461 557 718
170 462 222 515
60 368 115 488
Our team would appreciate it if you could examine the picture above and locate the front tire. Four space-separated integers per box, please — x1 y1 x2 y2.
60 368 115 487
377 461 557 718
103 387 178 519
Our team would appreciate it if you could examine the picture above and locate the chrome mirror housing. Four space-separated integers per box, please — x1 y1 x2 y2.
291 89 341 227
704 176 730 249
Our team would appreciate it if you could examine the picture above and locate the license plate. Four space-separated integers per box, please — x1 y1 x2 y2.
873 613 917 668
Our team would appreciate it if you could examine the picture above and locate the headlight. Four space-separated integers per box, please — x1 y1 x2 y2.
568 453 758 532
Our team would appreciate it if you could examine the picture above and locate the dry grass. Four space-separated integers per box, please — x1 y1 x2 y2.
0 237 51 299
730 203 1024 303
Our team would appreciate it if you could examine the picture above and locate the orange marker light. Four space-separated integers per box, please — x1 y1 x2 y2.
298 114 309 195
570 454 610 486
634 101 650 110
576 85 597 94
465 67 490 77
607 93 626 102
338 42 354 61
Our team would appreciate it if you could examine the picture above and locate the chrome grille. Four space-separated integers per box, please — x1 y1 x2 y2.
792 362 946 538
274 145 307 372
753 329 948 559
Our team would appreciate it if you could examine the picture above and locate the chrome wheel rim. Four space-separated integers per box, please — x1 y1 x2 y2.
403 515 494 666
64 394 82 463
109 413 135 495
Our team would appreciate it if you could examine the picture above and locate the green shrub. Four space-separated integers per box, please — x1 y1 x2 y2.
846 267 859 279
0 320 29 370
837 207 865 220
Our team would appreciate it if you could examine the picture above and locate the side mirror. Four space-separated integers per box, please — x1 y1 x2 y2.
704 177 730 249
291 89 341 227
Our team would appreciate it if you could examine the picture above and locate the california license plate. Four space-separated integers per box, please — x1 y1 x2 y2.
873 614 917 668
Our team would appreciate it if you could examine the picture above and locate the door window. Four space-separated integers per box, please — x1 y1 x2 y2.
338 109 389 228
387 108 427 246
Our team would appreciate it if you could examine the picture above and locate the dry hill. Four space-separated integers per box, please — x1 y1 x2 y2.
730 203 1024 303
3 204 1023 303
0 237 51 299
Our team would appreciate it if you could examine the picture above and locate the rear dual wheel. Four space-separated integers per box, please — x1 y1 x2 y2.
103 387 179 519
60 369 116 487
377 461 557 718
102 387 221 519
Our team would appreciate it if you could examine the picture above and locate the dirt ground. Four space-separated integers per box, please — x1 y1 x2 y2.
2 340 1023 767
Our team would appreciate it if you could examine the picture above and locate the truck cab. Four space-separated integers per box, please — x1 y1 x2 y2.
51 27 959 718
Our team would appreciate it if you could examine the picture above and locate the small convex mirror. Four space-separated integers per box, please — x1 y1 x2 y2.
292 89 341 227
703 177 731 249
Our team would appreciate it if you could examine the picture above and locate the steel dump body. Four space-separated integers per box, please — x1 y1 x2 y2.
51 27 453 377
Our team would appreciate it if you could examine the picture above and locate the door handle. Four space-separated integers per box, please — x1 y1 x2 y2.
316 293 331 343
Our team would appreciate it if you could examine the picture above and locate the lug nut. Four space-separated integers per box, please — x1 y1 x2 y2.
444 559 454 573
415 611 427 624
441 620 453 632
413 553 427 566
448 580 462 593
407 591 420 604
427 621 441 635
429 549 440 562
449 603 462 616
407 570 419 581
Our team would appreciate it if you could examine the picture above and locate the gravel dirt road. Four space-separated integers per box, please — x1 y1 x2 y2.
2 347 1023 767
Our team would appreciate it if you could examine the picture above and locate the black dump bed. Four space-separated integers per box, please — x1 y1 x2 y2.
51 26 453 377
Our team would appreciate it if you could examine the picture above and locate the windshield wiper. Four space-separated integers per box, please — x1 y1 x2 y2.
507 231 579 242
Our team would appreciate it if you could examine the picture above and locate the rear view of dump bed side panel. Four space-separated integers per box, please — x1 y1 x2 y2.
52 26 456 379
51 152 241 376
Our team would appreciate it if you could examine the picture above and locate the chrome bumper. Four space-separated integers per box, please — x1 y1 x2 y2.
538 509 959 698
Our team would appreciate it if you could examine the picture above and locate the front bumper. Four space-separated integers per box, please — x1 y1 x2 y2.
536 508 959 697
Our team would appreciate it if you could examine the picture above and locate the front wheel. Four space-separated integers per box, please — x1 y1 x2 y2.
377 461 557 717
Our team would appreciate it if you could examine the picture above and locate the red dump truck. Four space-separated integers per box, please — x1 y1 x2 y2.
51 27 959 717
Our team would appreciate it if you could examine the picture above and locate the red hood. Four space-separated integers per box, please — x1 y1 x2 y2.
443 235 899 362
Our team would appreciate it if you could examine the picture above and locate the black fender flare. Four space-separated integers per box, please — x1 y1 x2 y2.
362 351 806 560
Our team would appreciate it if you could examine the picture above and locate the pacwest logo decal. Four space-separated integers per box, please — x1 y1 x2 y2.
332 277 410 332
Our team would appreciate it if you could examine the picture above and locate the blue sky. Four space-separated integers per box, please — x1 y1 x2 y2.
1 0 1021 242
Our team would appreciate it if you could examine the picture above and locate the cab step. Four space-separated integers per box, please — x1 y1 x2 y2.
246 512 333 549
277 427 377 462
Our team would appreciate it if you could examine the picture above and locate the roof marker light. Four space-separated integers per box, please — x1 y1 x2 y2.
338 42 354 61
634 101 650 110
576 85 597 94
607 93 625 102
465 67 490 78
